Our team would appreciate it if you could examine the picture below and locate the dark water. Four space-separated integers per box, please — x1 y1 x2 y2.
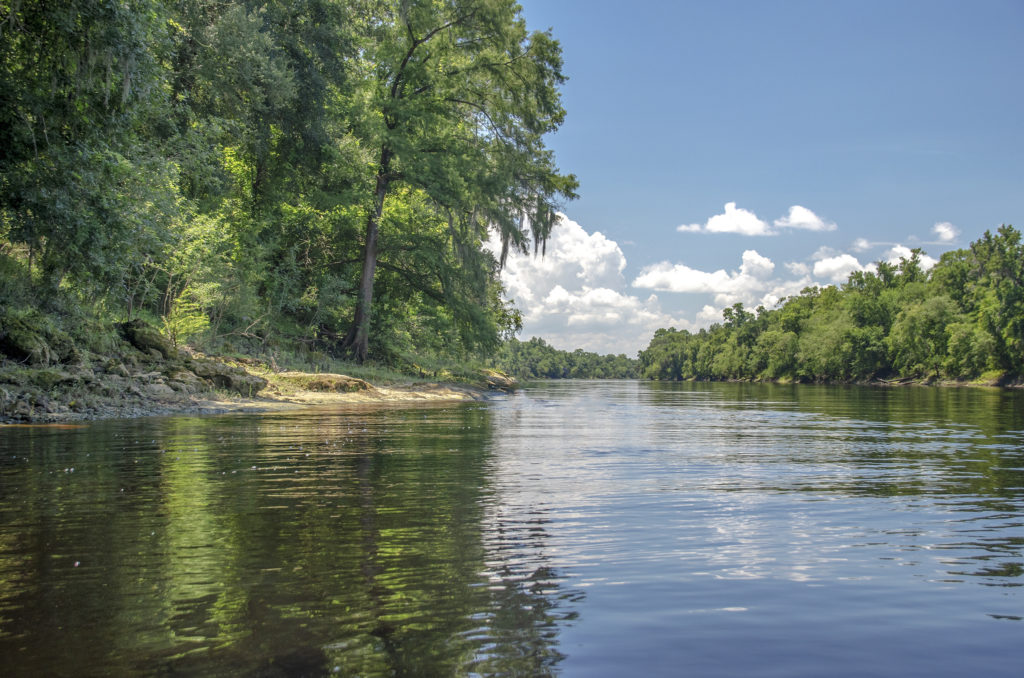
2 382 1024 677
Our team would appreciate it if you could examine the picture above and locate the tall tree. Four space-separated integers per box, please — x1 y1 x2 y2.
340 0 576 362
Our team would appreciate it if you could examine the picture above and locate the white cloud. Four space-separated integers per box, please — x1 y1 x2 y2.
494 212 945 353
813 254 866 283
493 214 692 354
697 305 722 323
852 237 873 252
679 203 837 236
785 261 810 276
678 202 771 235
885 245 938 270
759 276 814 308
773 205 836 231
633 249 813 314
633 250 771 297
740 250 775 278
687 273 815 326
498 214 627 308
932 221 959 242
632 261 732 294
811 245 840 260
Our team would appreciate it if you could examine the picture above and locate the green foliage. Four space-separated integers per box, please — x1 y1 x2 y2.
639 228 1024 384
161 290 210 347
1 0 570 373
495 337 639 379
0 0 176 292
338 0 577 361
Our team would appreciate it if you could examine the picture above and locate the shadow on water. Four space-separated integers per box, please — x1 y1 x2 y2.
0 403 581 677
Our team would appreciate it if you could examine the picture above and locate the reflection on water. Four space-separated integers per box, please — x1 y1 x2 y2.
2 382 1024 676
0 405 576 677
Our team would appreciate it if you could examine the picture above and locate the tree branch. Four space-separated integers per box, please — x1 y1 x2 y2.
377 261 446 303
391 10 479 101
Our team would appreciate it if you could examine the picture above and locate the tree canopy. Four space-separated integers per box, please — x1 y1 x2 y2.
495 337 639 380
639 226 1024 385
0 0 575 367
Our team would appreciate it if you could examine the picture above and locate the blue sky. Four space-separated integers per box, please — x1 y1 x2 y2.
496 0 1024 355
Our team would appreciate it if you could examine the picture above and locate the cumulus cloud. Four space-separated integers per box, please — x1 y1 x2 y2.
494 211 945 352
633 249 813 313
740 250 775 278
785 261 810 276
851 237 873 252
932 222 959 242
813 254 866 283
497 215 627 308
493 214 692 354
678 203 836 236
811 245 840 260
885 245 938 270
683 272 815 327
676 223 704 233
678 202 771 235
697 305 722 323
543 285 676 330
773 205 836 231
633 262 731 294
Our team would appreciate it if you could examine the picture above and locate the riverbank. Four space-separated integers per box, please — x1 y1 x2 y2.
640 374 1021 390
0 343 515 424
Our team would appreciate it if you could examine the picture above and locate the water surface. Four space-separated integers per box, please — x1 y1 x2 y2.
2 381 1023 676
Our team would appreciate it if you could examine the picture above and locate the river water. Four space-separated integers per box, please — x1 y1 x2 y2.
2 381 1024 676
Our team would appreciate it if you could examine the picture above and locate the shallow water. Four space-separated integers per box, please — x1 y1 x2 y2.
2 381 1023 676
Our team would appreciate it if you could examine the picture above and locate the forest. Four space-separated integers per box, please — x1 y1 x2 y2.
639 226 1024 385
495 337 638 380
0 0 575 372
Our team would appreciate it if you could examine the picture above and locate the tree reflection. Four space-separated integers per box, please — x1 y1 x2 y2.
0 405 579 676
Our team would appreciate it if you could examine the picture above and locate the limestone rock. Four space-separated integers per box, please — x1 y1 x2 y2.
190 359 268 396
299 374 372 395
165 370 204 393
0 311 55 365
119 320 177 359
481 369 517 391
144 383 176 398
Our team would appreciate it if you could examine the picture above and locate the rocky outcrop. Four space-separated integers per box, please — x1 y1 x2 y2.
0 318 505 423
1 322 270 421
480 369 517 392
188 358 268 396
0 308 76 365
119 320 177 359
275 372 372 393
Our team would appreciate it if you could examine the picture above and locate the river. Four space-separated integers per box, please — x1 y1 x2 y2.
2 381 1023 676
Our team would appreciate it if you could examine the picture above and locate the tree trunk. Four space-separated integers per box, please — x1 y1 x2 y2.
342 150 391 362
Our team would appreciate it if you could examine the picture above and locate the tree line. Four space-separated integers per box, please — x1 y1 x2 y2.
639 226 1024 384
495 337 639 379
0 0 575 366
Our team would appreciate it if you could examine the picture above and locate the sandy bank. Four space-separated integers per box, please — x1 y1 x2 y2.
0 355 512 424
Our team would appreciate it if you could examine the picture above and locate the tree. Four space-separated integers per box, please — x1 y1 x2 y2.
0 0 175 294
339 0 576 362
969 226 1024 375
887 295 958 378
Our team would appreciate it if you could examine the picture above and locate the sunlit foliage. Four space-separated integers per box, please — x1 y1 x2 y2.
0 0 572 368
639 227 1024 384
